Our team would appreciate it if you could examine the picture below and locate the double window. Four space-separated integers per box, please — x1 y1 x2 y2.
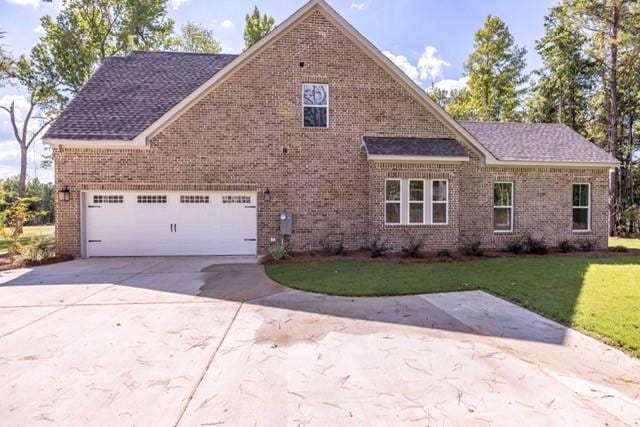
493 182 513 232
385 179 448 225
303 84 328 128
572 183 590 231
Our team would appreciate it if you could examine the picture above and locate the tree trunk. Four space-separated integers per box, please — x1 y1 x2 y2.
608 3 620 236
18 145 28 197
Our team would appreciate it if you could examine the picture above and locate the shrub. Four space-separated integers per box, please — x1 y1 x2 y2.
370 239 389 258
506 239 525 254
612 245 628 253
558 240 573 253
461 240 483 256
401 237 424 258
437 248 452 257
320 236 347 256
576 240 595 252
524 236 548 255
19 236 54 262
270 240 289 260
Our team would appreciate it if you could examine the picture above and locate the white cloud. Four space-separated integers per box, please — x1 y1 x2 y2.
219 19 235 30
434 77 469 92
382 51 419 83
34 25 45 35
170 0 189 11
0 95 31 136
417 46 449 81
6 0 39 7
350 2 365 10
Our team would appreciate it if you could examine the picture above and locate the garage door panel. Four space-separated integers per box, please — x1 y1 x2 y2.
85 192 257 257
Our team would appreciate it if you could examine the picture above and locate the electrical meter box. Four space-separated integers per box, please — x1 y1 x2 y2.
279 212 293 235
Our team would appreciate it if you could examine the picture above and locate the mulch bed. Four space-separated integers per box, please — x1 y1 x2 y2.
264 247 640 265
0 254 74 272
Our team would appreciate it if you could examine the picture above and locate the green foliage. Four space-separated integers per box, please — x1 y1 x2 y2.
526 3 593 132
168 22 222 54
436 248 452 257
0 177 55 224
463 15 528 121
32 0 174 97
19 235 55 262
612 245 629 253
401 237 424 258
369 239 389 258
0 191 46 257
461 240 484 256
559 239 574 253
576 239 595 252
244 6 275 50
270 239 289 260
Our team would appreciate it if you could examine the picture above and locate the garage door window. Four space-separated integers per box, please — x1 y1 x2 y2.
93 195 123 204
222 195 251 204
137 195 167 204
180 195 210 204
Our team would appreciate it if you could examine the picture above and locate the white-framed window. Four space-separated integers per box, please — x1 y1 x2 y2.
385 179 448 225
93 195 123 204
303 84 328 128
493 182 513 232
385 179 401 224
431 180 448 224
572 183 591 231
409 180 425 224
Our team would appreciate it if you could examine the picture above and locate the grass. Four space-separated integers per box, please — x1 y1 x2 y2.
266 255 640 356
610 236 640 250
0 225 55 254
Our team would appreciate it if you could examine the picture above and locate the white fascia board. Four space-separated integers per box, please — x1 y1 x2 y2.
44 138 149 149
369 154 469 162
483 158 619 169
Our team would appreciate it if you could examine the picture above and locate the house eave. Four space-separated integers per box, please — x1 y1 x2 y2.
44 138 149 149
368 155 470 162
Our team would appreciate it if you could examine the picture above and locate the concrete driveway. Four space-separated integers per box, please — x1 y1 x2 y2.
0 258 638 426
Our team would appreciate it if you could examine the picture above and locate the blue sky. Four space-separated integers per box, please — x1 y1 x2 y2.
0 0 557 183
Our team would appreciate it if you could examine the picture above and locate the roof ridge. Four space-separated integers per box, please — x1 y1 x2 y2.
129 50 238 57
459 120 565 126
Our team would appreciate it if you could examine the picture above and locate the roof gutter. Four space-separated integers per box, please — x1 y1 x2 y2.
43 138 149 149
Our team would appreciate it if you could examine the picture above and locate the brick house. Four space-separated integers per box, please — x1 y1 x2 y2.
44 0 617 258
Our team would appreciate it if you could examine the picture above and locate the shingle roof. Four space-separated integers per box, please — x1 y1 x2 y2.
460 121 617 164
44 51 237 140
363 137 468 158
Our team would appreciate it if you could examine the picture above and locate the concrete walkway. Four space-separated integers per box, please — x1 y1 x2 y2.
0 257 638 426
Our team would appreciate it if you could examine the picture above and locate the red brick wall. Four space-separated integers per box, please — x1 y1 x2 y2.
54 9 610 256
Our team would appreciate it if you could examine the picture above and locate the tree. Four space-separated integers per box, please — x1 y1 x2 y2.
568 0 640 234
0 57 61 196
463 15 528 121
427 86 474 120
243 6 275 50
527 3 594 133
168 22 222 54
0 30 10 84
33 0 174 99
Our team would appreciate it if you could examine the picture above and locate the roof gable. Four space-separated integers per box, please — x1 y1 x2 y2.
45 0 494 160
44 52 236 140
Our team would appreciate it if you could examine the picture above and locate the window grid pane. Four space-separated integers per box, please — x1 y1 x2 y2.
494 207 512 231
385 180 400 201
386 202 400 224
409 180 424 201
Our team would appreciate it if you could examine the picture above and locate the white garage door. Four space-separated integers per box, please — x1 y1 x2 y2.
84 192 257 257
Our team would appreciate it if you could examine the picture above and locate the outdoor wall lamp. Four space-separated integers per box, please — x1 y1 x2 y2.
58 185 70 202
264 187 272 202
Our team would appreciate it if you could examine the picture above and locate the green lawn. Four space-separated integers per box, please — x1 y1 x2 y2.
0 225 55 254
610 237 640 250
266 256 640 356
